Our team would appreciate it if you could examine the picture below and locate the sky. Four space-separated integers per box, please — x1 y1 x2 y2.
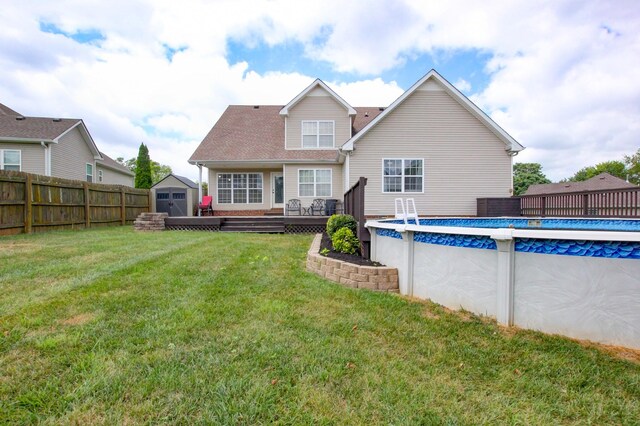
1 0 639 182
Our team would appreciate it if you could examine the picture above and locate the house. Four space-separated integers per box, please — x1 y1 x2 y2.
524 172 637 195
151 173 199 217
0 103 134 186
189 69 525 216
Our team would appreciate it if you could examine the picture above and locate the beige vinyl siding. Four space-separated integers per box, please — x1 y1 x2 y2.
0 142 45 174
207 168 279 211
97 166 134 186
151 175 197 216
50 127 96 181
285 88 351 150
349 81 512 216
284 163 343 208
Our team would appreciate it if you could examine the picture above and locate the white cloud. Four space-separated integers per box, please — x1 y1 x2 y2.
0 0 639 183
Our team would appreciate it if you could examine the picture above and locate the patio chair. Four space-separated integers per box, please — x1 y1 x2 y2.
286 199 302 216
310 198 326 216
198 195 213 216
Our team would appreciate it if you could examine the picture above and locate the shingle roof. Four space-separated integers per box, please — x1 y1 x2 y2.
0 115 81 141
189 105 383 163
173 175 198 188
0 103 21 116
152 173 198 189
97 152 135 176
524 173 637 195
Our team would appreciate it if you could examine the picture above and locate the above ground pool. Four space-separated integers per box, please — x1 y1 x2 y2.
366 216 640 350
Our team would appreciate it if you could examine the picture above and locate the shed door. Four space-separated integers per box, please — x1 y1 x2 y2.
155 188 188 217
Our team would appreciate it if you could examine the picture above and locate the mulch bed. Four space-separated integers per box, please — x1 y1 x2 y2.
319 233 384 267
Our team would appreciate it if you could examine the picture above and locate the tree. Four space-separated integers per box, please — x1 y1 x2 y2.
134 143 153 189
513 162 551 196
624 148 640 185
566 160 627 182
118 155 172 185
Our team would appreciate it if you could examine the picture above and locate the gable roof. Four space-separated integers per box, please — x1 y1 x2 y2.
341 69 525 153
0 115 82 141
280 79 357 116
152 173 198 188
0 103 21 116
189 106 381 164
0 103 102 159
96 152 135 176
524 172 637 195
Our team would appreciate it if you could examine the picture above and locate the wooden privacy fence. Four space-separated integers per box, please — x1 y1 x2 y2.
343 177 371 259
0 170 150 236
521 187 640 218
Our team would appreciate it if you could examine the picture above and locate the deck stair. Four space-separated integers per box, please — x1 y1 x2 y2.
220 216 285 233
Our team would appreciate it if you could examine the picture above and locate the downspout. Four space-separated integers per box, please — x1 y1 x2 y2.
41 141 51 176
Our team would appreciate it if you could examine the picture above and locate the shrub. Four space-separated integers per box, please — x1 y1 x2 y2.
331 228 360 255
326 214 357 237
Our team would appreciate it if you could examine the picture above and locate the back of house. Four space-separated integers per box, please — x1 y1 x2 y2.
189 70 524 216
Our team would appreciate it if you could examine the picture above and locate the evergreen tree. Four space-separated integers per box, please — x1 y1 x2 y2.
134 143 153 189
513 162 551 195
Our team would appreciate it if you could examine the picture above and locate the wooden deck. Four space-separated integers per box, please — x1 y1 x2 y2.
164 215 328 233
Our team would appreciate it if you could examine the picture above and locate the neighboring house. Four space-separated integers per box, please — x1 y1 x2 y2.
189 69 525 216
523 172 637 195
151 173 199 217
0 103 134 186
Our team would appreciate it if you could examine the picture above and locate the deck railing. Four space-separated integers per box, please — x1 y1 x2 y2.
343 177 370 258
521 187 640 217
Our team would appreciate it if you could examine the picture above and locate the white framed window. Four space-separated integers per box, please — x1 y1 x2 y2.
98 170 103 182
382 159 423 193
0 149 21 171
217 173 263 204
302 120 334 148
298 169 332 197
86 163 93 182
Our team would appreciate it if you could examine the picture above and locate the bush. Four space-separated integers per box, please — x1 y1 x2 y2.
326 214 357 237
331 228 360 255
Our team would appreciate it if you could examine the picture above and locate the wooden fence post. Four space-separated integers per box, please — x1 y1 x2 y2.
148 190 152 212
25 174 33 234
121 187 126 225
84 182 91 228
541 196 546 217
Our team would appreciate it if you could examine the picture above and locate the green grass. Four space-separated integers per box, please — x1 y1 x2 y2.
0 227 638 424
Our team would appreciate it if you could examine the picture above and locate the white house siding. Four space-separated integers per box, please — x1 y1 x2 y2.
207 168 279 211
348 81 513 216
0 142 45 174
50 127 96 181
97 166 134 187
283 163 343 209
285 88 351 150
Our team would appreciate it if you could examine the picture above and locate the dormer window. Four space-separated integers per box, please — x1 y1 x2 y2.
302 120 334 148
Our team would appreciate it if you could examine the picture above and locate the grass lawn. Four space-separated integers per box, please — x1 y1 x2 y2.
1 227 639 424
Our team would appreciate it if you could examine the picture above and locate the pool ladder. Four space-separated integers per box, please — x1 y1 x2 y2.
395 198 420 225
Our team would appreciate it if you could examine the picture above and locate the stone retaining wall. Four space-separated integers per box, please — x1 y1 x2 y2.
134 212 167 231
306 234 398 292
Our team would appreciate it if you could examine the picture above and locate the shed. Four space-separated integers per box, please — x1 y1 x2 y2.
151 174 199 217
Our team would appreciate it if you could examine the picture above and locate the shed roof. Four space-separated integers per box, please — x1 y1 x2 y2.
524 173 637 195
153 173 198 189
